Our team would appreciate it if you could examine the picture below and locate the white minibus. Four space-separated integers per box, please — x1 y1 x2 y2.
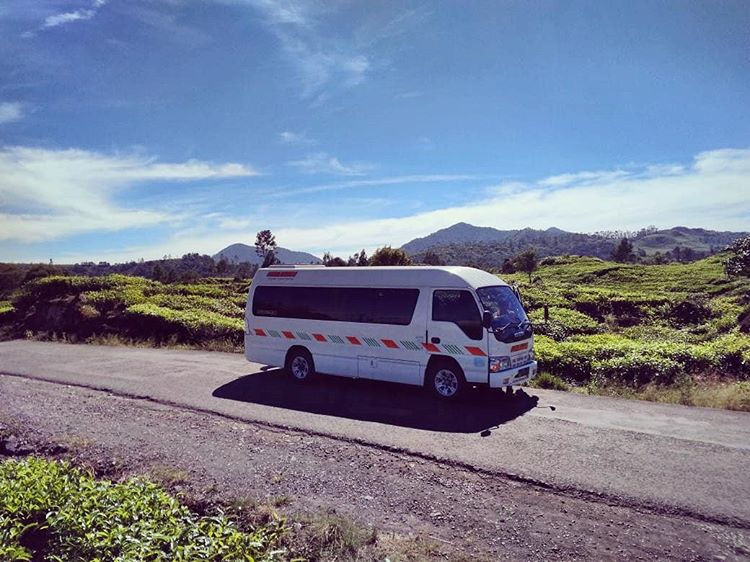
244 265 537 400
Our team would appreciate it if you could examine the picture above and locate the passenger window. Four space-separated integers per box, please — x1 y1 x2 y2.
432 290 483 340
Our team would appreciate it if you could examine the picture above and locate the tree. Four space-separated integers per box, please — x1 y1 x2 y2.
216 256 230 276
421 250 444 266
513 249 538 282
611 238 636 263
726 235 750 277
255 230 279 268
356 249 369 267
235 262 256 280
369 246 412 266
152 263 165 282
500 258 516 274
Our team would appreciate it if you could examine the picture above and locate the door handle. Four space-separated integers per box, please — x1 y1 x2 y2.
431 337 441 344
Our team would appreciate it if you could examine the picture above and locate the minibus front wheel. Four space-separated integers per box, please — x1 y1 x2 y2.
426 359 465 400
285 347 315 383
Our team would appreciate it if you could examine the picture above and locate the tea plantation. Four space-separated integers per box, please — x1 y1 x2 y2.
1 253 748 410
504 255 750 409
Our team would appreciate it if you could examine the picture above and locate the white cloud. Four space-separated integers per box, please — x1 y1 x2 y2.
43 9 95 28
0 146 257 243
258 147 750 256
247 0 370 97
279 130 315 145
287 152 373 176
0 102 23 124
27 0 108 34
7 147 749 263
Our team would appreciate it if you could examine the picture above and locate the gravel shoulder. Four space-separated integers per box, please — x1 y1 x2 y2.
2 374 749 561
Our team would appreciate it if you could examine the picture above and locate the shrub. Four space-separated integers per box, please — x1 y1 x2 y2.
530 372 570 391
529 306 600 338
0 457 287 561
123 303 244 344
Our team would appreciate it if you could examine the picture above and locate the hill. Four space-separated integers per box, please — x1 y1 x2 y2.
401 223 747 267
213 243 321 265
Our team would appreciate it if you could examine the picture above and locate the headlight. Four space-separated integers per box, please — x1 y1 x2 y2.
489 356 511 373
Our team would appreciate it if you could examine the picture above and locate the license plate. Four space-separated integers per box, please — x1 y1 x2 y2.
515 367 529 379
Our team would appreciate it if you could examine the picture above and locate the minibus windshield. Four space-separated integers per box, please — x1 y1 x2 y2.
476 286 529 331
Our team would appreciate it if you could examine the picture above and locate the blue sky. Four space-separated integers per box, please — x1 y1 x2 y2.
1 0 749 262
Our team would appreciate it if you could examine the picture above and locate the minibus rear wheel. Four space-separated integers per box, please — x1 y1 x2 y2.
426 359 465 400
285 347 315 382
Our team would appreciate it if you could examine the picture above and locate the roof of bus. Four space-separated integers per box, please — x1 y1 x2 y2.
256 265 508 290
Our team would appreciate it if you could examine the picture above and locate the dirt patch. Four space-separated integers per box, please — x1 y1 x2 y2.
2 375 749 561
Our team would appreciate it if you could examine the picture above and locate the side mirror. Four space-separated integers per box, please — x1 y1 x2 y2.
482 310 493 329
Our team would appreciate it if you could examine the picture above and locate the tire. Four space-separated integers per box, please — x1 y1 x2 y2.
426 360 466 400
285 347 315 383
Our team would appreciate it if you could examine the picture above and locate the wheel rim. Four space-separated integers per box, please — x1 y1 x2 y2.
291 356 309 379
434 368 459 397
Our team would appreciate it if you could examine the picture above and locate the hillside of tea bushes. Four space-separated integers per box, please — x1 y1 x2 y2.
1 274 247 351
504 255 750 408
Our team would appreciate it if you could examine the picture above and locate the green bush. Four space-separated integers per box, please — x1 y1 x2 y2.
529 306 600 338
0 457 286 561
124 303 244 344
530 372 570 391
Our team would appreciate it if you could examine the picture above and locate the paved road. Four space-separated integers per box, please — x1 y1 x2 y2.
2 340 749 528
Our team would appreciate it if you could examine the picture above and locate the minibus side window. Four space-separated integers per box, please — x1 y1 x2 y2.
432 290 483 340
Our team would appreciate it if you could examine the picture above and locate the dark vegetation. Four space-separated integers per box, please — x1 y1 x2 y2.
403 223 747 269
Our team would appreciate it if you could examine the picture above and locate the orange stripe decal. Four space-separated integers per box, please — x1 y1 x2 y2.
422 342 440 353
254 328 266 336
346 336 361 345
282 331 295 339
465 346 487 357
382 339 399 349
511 342 528 352
313 333 327 342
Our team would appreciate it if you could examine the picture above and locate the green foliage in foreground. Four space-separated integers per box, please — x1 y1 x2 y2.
0 457 287 562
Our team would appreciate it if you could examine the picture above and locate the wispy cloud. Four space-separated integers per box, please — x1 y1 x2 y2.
247 0 370 97
279 130 315 145
273 174 481 197
0 102 24 124
24 0 108 36
0 146 257 243
287 152 373 176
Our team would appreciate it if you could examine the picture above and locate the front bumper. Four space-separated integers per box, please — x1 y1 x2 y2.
489 360 538 388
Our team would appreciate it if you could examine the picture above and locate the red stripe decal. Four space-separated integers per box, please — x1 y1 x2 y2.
422 342 440 353
313 333 327 342
254 328 266 336
267 271 298 278
381 339 399 349
282 331 295 339
346 336 361 345
465 346 487 357
511 342 528 352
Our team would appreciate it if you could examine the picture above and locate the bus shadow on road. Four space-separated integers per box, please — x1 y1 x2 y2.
212 370 538 433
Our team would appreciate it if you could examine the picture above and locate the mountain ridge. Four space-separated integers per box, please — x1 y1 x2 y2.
213 243 321 265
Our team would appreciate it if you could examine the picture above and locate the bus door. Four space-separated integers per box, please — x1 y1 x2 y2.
428 289 489 384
